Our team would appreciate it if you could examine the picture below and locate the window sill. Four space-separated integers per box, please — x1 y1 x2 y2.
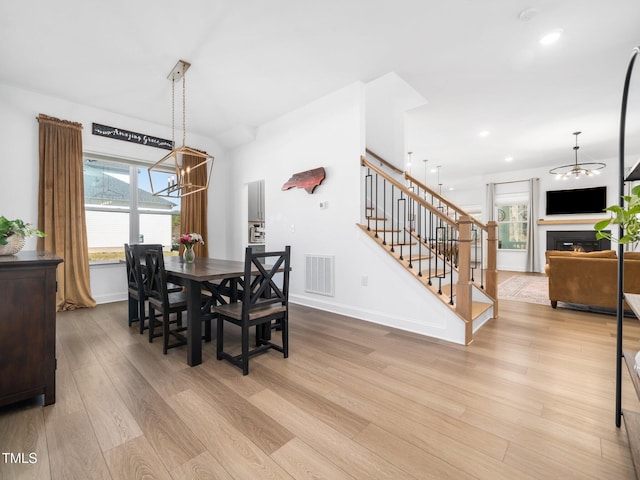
89 260 125 268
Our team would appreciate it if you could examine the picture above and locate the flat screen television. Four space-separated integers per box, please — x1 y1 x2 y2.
545 186 607 215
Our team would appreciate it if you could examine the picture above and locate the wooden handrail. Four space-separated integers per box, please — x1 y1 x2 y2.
361 157 457 228
364 149 487 231
404 173 488 231
365 148 404 175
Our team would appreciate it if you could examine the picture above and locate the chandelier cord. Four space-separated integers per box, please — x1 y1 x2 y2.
171 78 175 149
182 74 186 147
148 59 213 198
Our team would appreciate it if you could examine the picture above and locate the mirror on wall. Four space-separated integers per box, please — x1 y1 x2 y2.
248 180 265 249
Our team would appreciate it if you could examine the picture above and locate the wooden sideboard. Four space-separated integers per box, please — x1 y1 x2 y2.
0 251 62 407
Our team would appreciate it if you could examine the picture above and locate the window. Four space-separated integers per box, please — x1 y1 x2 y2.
497 201 528 250
83 154 181 263
494 184 529 251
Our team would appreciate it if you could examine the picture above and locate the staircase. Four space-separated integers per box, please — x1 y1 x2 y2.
359 150 498 345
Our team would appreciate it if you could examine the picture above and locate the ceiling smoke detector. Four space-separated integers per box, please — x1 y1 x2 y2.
518 8 539 22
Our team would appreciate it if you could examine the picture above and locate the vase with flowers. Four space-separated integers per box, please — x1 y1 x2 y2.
0 216 46 255
178 232 204 264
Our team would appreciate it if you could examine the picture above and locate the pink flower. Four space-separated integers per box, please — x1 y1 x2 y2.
178 232 204 247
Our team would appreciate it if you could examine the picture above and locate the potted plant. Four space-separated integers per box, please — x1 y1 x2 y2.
594 184 640 247
0 216 46 255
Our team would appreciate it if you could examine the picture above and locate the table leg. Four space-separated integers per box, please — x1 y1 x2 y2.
186 278 202 366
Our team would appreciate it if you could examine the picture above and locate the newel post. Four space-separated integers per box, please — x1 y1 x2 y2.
486 221 499 317
456 215 473 344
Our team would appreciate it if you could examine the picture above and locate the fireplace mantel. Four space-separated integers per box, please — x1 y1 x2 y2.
537 218 604 225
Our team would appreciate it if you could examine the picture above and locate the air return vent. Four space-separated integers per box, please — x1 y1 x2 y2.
305 254 334 296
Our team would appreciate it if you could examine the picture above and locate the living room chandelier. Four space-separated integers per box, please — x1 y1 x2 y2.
548 131 605 180
148 60 213 198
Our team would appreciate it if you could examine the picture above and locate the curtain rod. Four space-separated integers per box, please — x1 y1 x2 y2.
487 178 539 186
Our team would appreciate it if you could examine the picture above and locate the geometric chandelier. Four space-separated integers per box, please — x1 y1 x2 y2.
548 131 605 180
149 60 214 197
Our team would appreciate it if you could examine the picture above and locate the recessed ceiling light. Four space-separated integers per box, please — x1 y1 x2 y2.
540 29 563 46
448 187 454 191
478 130 490 137
505 156 513 162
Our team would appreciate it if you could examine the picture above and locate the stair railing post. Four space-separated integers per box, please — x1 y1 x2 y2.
456 215 474 344
485 220 499 317
382 177 387 245
365 168 372 231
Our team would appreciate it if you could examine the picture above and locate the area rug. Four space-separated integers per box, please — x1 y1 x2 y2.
498 275 549 306
497 275 633 316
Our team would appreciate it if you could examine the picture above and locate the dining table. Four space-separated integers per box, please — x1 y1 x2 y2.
163 256 250 366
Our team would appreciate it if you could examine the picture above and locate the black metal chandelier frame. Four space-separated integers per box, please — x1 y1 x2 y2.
548 131 606 180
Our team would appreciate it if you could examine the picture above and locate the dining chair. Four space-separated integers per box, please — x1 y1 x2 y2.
124 243 147 331
145 245 212 354
213 245 291 375
125 243 182 335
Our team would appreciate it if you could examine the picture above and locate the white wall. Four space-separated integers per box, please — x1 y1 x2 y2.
227 81 467 344
365 72 427 169
0 82 230 304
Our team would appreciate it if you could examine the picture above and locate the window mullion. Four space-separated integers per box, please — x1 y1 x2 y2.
130 165 140 244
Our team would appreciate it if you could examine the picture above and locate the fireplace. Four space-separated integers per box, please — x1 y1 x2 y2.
546 230 611 252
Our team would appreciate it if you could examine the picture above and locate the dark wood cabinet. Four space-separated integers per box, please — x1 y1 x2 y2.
0 251 62 407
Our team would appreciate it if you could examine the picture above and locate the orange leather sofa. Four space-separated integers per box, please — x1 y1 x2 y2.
545 250 640 309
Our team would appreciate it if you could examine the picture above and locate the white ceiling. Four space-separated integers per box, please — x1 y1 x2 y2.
1 0 639 188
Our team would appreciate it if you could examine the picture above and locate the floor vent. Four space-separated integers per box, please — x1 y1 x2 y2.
305 254 335 296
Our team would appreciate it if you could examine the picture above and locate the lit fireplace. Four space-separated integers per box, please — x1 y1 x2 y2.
546 230 611 252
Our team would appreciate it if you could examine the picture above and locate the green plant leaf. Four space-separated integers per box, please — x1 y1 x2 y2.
594 219 612 230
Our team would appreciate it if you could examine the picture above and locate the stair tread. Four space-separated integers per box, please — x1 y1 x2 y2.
472 302 492 319
409 254 432 261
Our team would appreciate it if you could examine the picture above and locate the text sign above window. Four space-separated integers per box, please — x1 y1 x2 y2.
92 123 172 150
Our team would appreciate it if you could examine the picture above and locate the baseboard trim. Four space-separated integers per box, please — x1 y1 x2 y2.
290 293 465 345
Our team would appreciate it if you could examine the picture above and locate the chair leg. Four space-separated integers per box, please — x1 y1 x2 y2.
204 318 212 342
241 321 250 375
128 295 137 327
163 312 170 355
138 298 146 334
216 317 224 360
282 314 289 358
148 306 156 343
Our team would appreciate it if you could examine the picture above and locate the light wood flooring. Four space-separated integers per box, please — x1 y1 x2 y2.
2 286 640 479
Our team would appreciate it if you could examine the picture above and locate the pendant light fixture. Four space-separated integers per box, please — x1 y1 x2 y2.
148 60 213 197
549 131 605 180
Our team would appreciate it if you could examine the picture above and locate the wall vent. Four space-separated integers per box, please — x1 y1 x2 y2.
305 254 335 296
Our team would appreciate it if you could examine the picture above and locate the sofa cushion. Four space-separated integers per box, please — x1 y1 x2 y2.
624 251 640 260
545 249 616 265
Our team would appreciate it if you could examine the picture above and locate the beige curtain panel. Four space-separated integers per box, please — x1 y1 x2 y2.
37 114 96 311
180 153 210 258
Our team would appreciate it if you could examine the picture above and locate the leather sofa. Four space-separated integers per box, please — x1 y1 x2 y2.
545 250 640 309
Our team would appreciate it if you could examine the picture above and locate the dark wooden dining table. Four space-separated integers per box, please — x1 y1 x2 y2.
163 256 249 366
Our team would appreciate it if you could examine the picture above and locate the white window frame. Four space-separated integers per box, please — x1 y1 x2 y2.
495 192 528 251
83 152 179 263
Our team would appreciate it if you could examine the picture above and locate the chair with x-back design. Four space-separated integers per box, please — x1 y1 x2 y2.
213 246 291 375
